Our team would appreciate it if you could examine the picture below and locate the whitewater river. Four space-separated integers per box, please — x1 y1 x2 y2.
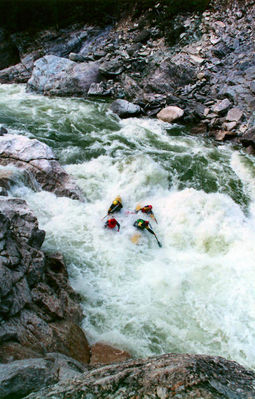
1 84 255 370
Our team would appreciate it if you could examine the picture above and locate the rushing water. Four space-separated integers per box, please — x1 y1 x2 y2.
1 84 255 370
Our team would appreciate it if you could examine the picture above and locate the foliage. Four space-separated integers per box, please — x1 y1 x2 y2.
0 0 210 33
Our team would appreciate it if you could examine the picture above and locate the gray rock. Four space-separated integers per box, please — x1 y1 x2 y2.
212 98 232 115
0 134 84 200
0 198 89 365
144 59 197 95
0 127 8 136
110 99 142 118
69 52 86 62
226 107 243 122
99 58 124 77
88 82 113 97
0 62 31 84
0 358 56 399
240 127 255 148
27 55 101 96
24 353 255 399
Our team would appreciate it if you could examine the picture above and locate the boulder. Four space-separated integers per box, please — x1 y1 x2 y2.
157 106 184 123
240 127 255 148
99 58 124 77
0 63 32 84
24 353 255 399
215 130 237 141
90 342 131 365
144 59 197 95
0 358 56 399
27 55 101 96
110 99 142 118
211 99 232 115
226 107 243 122
0 353 87 399
0 134 84 200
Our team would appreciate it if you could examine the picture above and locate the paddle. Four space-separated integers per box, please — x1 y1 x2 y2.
150 213 158 224
101 203 120 220
153 232 162 247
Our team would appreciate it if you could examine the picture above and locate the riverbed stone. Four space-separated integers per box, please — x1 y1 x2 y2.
157 106 184 123
110 99 142 118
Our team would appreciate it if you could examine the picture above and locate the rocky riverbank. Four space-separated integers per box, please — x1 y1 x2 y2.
0 0 255 150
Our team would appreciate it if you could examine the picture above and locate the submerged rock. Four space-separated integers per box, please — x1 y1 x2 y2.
24 353 255 399
0 134 84 200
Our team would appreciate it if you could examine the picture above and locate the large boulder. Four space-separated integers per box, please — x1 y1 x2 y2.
0 134 84 200
0 198 89 364
25 353 255 399
0 354 87 399
27 55 101 96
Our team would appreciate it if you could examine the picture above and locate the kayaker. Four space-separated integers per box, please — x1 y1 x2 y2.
104 217 120 231
108 196 123 214
133 218 162 247
136 204 157 223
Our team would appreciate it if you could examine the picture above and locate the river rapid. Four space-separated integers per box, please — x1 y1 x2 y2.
1 84 255 370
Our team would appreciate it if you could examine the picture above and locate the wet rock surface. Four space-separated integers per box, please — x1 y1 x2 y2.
0 197 89 365
0 353 87 399
27 55 101 96
25 353 255 399
0 134 84 200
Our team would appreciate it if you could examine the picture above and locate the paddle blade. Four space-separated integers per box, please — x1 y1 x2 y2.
130 233 141 244
150 213 158 224
135 203 141 211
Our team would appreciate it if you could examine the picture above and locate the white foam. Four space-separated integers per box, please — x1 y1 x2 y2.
19 154 255 369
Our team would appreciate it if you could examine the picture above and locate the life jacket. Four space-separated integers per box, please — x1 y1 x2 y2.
136 219 149 229
107 218 117 229
108 198 123 214
141 205 152 214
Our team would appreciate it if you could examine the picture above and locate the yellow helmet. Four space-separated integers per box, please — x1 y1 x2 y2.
113 200 118 205
115 196 122 203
